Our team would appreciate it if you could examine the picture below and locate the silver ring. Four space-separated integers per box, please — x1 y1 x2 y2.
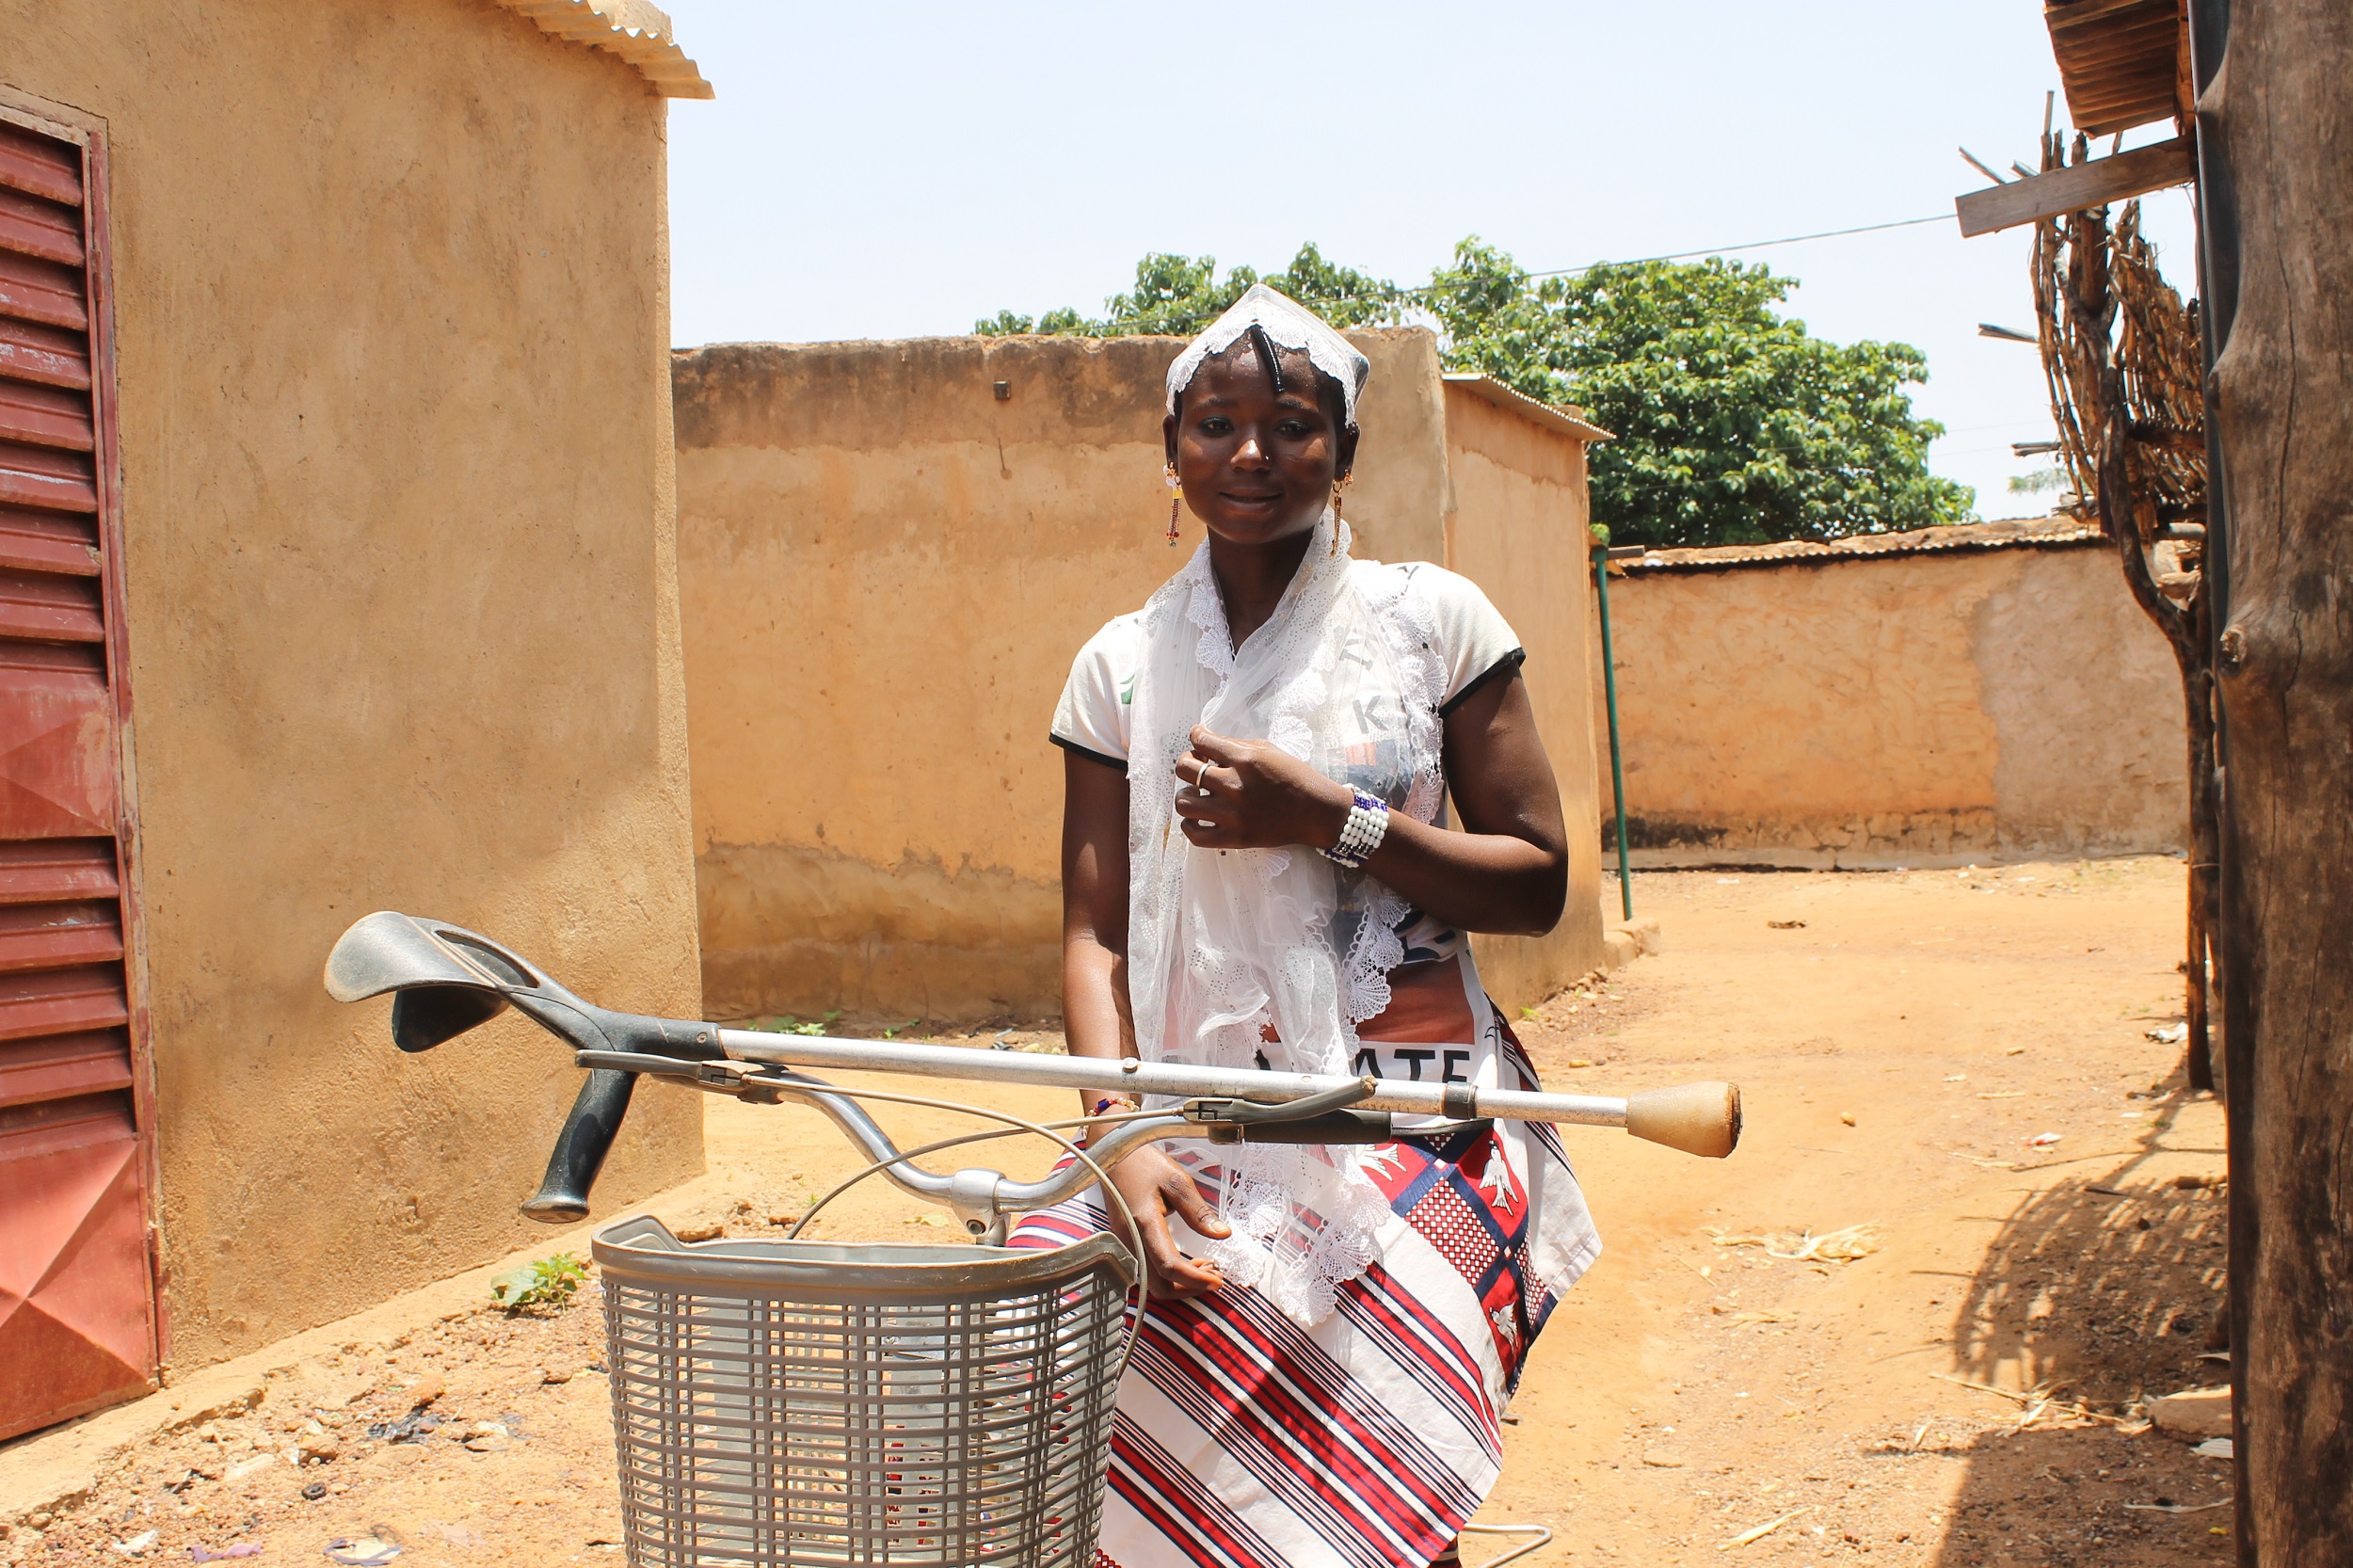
1193 760 1210 790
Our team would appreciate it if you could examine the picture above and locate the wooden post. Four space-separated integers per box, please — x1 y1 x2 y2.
2199 0 2353 1559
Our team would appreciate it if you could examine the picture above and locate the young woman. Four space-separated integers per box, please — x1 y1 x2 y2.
1016 286 1600 1568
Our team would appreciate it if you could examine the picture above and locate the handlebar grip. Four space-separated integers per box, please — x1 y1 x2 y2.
520 1068 637 1224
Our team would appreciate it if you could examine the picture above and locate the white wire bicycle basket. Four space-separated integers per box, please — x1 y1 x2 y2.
594 1216 1135 1568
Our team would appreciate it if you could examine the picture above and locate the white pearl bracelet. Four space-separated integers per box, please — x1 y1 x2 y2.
1320 789 1389 870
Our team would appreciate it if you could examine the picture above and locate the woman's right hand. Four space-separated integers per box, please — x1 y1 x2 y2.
1105 1144 1231 1297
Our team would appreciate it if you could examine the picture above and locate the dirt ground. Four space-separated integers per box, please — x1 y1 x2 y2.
3 859 2232 1567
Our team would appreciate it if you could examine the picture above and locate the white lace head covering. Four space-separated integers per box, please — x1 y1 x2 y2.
1163 284 1372 429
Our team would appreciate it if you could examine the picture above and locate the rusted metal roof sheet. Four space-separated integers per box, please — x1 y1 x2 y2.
2045 0 2187 137
493 0 713 99
1617 516 2104 576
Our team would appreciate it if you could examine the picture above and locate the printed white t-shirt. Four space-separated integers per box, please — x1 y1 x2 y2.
1051 556 1529 986
1049 559 1525 773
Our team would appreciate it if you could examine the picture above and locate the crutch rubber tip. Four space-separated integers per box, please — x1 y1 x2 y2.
520 1194 590 1224
1625 1081 1741 1159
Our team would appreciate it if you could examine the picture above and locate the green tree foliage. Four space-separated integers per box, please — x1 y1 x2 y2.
1426 241 1974 545
979 245 1404 339
980 238 1974 545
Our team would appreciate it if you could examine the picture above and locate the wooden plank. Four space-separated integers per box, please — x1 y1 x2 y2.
2050 9 2176 49
2047 0 2181 136
2044 0 2169 29
2057 26 2179 65
2081 104 2185 140
1956 137 2195 237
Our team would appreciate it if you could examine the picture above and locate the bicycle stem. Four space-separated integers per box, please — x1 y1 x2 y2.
599 1055 1209 1241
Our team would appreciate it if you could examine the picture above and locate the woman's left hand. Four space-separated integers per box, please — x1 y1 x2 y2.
1172 726 1353 851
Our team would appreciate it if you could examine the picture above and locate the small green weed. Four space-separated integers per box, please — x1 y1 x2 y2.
755 1009 844 1037
881 1018 923 1041
489 1251 587 1313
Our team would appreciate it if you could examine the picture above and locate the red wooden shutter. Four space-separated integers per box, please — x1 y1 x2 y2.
0 108 158 1441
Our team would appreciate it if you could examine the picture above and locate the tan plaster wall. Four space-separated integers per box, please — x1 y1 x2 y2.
4 0 704 1369
675 331 1603 1024
1440 389 1608 1009
1592 545 2187 867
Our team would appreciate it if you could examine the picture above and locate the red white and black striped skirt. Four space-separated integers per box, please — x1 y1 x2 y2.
1011 954 1601 1568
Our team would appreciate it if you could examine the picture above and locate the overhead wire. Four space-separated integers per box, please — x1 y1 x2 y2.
1382 211 1957 303
1525 213 1955 279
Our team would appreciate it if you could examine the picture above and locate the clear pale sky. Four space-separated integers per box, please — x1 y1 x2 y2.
659 1 2198 519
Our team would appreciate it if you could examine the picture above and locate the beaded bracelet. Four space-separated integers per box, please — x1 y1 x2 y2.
1079 1093 1141 1148
1319 789 1390 870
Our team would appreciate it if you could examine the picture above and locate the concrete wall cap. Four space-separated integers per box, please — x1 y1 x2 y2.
493 0 714 98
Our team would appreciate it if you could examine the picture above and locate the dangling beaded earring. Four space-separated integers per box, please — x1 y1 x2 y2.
1330 472 1351 553
1165 463 1182 547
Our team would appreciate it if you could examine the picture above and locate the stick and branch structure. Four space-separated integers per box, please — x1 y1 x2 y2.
2029 135 2220 1092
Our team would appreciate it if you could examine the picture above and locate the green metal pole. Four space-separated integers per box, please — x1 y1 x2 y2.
1593 544 1634 920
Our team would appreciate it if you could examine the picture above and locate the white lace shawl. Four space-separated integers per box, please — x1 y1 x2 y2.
1125 513 1447 1324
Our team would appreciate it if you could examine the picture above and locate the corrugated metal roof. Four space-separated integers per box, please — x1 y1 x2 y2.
1617 516 2104 575
1440 374 1612 443
2045 0 2184 137
494 0 713 99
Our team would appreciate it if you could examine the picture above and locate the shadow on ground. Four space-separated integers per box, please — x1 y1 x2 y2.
1931 1083 2233 1567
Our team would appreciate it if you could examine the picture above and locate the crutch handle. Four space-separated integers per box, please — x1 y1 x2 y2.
1623 1080 1741 1159
521 1068 638 1223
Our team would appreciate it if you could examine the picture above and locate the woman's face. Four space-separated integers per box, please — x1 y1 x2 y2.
1164 344 1356 548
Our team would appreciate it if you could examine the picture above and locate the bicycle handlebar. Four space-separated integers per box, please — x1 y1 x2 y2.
325 912 1741 1231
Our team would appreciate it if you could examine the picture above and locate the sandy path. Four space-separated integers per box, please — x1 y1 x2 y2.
1475 860 2230 1568
5 860 2229 1567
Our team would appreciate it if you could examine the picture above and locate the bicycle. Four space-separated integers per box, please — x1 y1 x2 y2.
327 911 1741 1567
